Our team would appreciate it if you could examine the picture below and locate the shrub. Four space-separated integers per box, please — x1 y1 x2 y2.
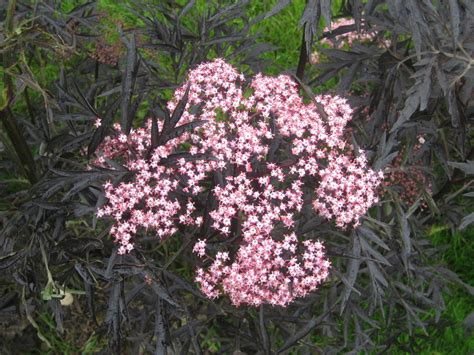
0 0 472 353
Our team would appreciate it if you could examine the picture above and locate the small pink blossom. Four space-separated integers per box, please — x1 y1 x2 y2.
94 117 102 128
193 239 207 257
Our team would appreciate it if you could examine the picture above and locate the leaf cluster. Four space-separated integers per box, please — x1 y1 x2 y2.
0 0 472 353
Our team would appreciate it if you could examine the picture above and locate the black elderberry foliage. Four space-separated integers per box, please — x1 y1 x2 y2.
0 0 472 353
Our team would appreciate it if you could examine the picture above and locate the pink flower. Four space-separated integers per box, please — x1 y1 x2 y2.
193 239 207 258
94 117 102 128
95 59 383 306
311 18 391 63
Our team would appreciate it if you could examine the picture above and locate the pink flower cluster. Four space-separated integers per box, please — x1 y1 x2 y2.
94 59 382 306
310 18 390 64
195 234 330 306
314 152 382 228
322 18 377 49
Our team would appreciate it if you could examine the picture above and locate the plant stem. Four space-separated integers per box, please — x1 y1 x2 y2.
0 0 38 184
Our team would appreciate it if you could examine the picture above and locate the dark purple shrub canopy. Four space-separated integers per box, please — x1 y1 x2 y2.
0 0 472 353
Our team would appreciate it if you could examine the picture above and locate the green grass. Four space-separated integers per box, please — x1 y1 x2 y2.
247 0 307 76
395 226 474 354
31 312 105 354
246 0 345 76
430 225 474 282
